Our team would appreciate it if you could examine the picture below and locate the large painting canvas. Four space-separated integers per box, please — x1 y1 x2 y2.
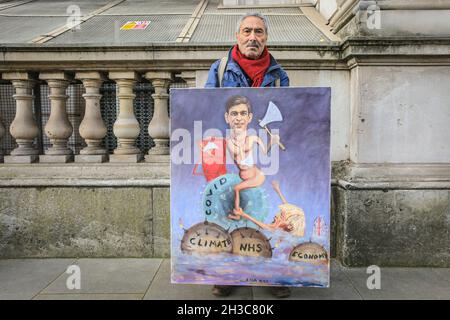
170 87 331 287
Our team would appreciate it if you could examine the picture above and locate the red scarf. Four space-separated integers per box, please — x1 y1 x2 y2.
231 44 270 87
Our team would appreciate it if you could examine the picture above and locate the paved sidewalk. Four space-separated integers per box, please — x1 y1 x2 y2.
0 258 448 300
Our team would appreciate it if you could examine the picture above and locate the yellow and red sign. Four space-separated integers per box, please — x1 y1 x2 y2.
120 21 150 30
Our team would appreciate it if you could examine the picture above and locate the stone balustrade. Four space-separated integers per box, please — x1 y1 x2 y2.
0 70 194 164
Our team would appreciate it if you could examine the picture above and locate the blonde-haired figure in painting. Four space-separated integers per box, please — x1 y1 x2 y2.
236 180 305 237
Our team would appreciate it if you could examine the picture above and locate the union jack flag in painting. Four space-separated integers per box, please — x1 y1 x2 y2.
313 216 328 239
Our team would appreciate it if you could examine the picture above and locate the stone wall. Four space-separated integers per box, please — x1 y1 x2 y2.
333 163 450 267
0 164 170 258
335 187 449 267
0 186 170 258
332 0 450 267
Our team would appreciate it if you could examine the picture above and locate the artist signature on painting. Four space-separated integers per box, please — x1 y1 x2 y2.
244 278 270 284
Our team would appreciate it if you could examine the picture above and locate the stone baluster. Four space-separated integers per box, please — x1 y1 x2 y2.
180 71 197 88
144 72 172 163
75 72 108 163
2 72 39 163
39 72 74 163
108 71 142 162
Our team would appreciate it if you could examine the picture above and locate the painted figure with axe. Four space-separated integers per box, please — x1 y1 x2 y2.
224 95 285 220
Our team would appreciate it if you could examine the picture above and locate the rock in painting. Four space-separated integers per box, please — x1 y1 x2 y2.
231 227 272 258
289 242 328 265
181 221 232 254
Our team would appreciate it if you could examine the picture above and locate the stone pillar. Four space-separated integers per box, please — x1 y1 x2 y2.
39 72 74 163
180 71 196 88
108 71 142 162
2 72 39 163
75 72 108 163
144 72 172 163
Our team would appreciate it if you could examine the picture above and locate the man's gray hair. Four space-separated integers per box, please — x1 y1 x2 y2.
236 12 269 34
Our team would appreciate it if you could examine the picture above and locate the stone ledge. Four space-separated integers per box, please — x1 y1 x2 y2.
0 163 169 180
345 163 450 177
338 180 450 190
341 37 450 63
361 1 450 10
0 178 170 187
2 162 449 189
334 162 450 189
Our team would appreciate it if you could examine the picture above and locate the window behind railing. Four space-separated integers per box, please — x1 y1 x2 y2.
0 84 19 155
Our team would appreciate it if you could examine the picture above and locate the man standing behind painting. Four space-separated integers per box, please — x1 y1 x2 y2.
205 13 289 88
205 12 291 298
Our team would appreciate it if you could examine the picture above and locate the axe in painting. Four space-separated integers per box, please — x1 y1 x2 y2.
259 101 286 151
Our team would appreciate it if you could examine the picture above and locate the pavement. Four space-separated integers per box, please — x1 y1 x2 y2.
0 258 448 300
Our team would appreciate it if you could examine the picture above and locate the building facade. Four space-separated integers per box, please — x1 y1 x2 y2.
0 0 449 266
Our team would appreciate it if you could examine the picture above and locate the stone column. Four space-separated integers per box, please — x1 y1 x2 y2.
39 72 74 163
108 71 142 162
75 72 108 163
144 72 172 163
180 71 196 88
2 72 39 163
